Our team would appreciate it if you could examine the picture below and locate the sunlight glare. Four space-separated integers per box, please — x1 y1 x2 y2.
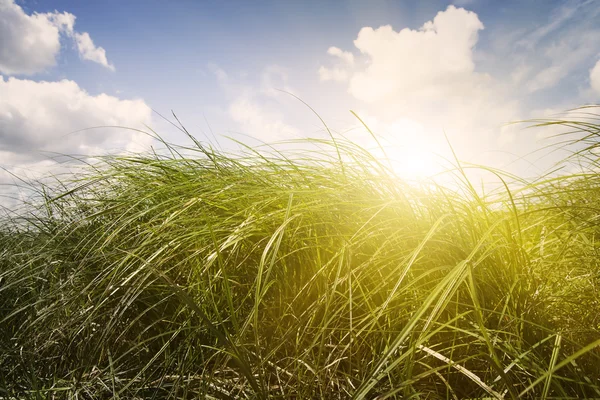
383 119 441 181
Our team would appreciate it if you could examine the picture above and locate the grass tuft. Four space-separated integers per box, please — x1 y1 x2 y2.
1 108 600 398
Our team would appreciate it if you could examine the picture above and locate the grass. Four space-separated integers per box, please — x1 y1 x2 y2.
1 108 600 398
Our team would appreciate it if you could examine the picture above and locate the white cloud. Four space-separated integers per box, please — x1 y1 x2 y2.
525 31 600 93
327 46 354 65
208 64 300 142
591 59 600 94
261 65 294 97
0 0 114 74
0 76 153 209
0 0 67 74
0 76 152 159
526 65 565 93
508 1 600 94
73 32 115 71
347 5 484 102
46 9 76 31
318 66 350 82
516 1 581 50
510 64 532 85
229 96 299 142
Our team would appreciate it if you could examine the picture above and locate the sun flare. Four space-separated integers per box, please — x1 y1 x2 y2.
382 119 441 180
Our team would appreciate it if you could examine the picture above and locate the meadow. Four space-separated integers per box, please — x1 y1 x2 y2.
1 109 600 399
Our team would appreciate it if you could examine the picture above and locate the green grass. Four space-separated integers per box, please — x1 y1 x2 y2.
1 108 600 399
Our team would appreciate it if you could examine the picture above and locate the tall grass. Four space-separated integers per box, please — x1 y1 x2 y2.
1 109 600 398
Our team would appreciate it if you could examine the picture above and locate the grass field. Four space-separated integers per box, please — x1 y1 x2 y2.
1 110 600 399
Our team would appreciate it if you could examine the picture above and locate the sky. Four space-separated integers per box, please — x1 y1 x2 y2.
1 0 600 206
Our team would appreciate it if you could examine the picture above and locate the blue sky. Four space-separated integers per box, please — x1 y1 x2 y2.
1 0 600 204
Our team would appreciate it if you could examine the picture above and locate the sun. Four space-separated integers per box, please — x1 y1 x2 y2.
382 119 441 181
389 147 438 180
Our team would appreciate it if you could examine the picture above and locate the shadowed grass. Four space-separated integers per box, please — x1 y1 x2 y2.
1 109 600 398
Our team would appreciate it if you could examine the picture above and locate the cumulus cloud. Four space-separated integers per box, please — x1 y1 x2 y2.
0 0 114 74
0 0 67 75
348 5 484 102
0 76 153 208
591 59 600 94
0 76 152 159
318 6 509 124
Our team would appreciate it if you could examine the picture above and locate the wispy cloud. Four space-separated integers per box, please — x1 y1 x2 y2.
516 1 580 49
209 64 299 142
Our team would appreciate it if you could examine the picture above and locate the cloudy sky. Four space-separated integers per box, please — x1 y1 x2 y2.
1 0 600 205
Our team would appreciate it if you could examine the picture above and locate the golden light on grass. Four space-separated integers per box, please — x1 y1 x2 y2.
1 108 600 398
